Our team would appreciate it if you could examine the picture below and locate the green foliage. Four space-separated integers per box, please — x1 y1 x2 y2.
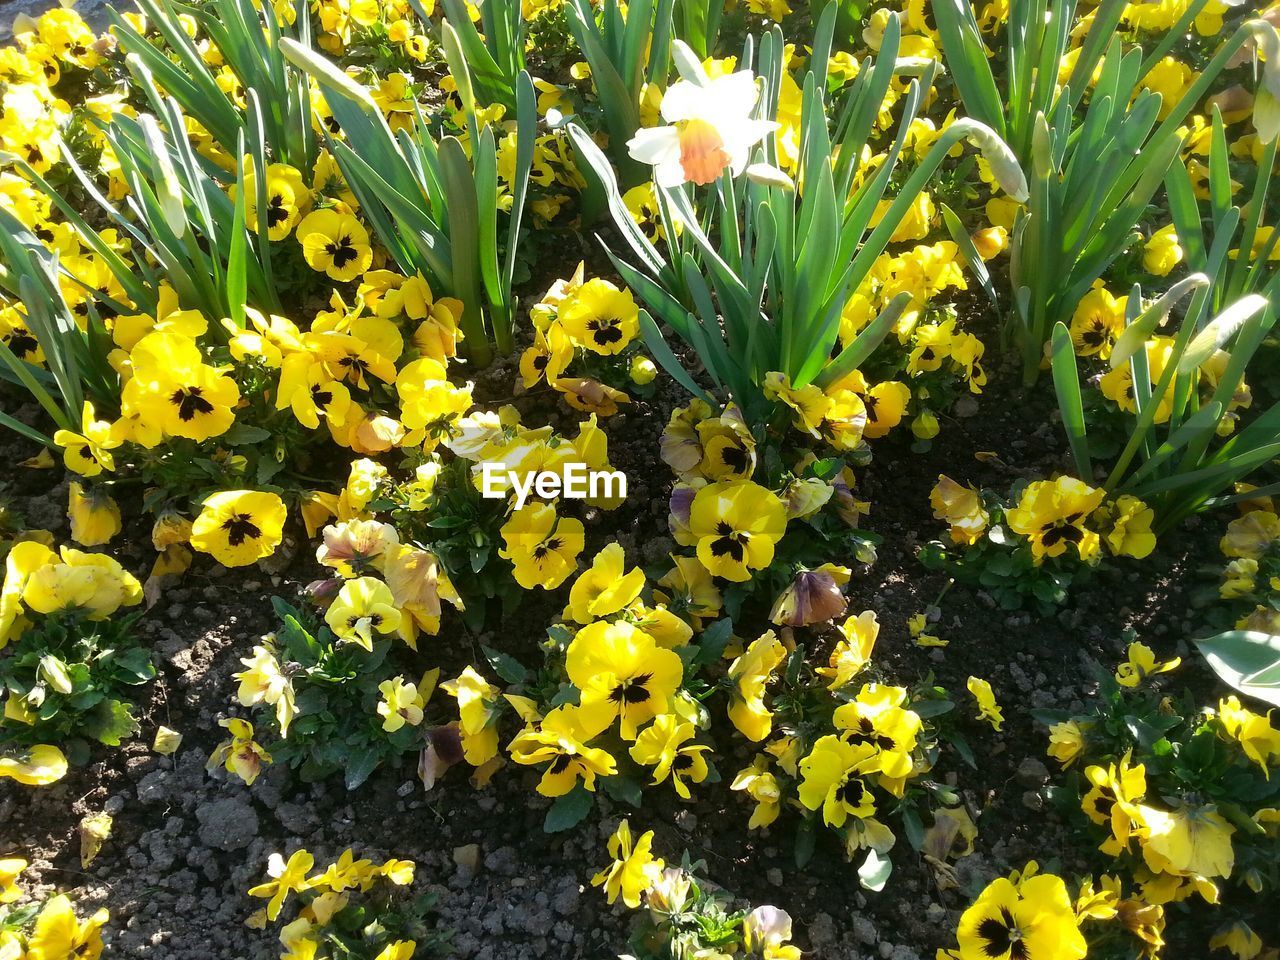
620 855 750 959
571 9 1021 422
1196 631 1280 708
1035 658 1280 907
1051 288 1280 527
12 96 279 328
257 599 423 790
281 32 536 365
438 0 524 110
565 0 675 193
380 458 522 632
1166 111 1280 312
109 0 318 168
0 211 118 444
671 0 725 58
0 613 153 757
934 0 1280 383
919 487 1095 613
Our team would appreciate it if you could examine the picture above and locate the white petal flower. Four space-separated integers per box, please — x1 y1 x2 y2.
627 58 778 187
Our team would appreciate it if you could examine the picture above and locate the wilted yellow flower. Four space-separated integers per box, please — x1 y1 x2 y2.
207 718 271 785
726 631 786 742
731 755 782 829
966 676 1003 731
67 482 122 547
441 666 501 766
929 475 989 545
817 610 879 689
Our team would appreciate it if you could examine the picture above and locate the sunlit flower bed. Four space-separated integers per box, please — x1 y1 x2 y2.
2 0 1280 956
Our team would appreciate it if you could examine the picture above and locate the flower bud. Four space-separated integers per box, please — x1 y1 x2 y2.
647 867 692 917
39 655 73 695
629 355 658 385
953 118 1029 202
745 163 795 191
1031 112 1053 181
769 566 850 627
911 410 940 440
784 477 834 519
971 226 1007 260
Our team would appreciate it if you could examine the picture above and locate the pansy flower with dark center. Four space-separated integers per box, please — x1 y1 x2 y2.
567 620 684 740
1006 477 1105 563
687 480 787 582
189 490 287 568
956 874 1087 960
508 704 616 797
559 278 640 356
298 209 372 282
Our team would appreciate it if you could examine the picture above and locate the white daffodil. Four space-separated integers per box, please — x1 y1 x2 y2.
627 41 778 187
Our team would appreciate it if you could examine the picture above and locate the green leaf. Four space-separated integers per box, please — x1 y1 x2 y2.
794 818 817 869
221 423 273 445
83 699 139 746
344 743 382 790
482 645 527 685
858 848 892 892
1050 322 1091 478
1195 631 1280 707
544 784 594 832
1178 294 1269 374
695 618 734 667
601 773 643 808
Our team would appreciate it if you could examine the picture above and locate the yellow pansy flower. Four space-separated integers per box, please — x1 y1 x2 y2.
325 576 401 650
508 703 616 796
189 490 287 568
1115 641 1180 688
726 630 786 742
25 894 110 960
567 620 683 740
591 819 663 908
687 480 787 582
558 278 639 355
297 209 372 281
628 713 711 799
563 542 646 625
